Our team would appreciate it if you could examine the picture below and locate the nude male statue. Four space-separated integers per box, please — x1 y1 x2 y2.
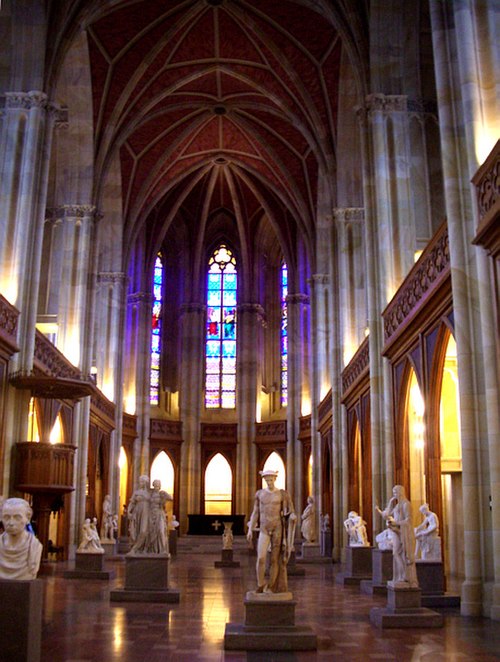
246 469 296 594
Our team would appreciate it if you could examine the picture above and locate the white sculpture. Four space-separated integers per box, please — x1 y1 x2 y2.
376 485 418 588
301 496 317 543
0 498 43 580
247 469 296 594
415 503 441 561
344 510 369 547
321 513 330 532
100 494 116 541
222 521 234 550
127 476 172 555
375 527 393 551
77 517 104 553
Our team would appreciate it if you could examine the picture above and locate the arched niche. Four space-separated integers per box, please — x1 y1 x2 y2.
151 450 175 521
204 452 233 515
262 451 286 490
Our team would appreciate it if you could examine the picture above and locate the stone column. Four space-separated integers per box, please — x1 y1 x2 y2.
236 303 263 514
286 293 310 513
179 303 205 524
430 0 500 619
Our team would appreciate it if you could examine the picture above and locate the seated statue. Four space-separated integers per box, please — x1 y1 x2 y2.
0 498 43 580
301 496 317 543
344 510 369 547
414 503 441 561
77 518 104 553
375 527 393 551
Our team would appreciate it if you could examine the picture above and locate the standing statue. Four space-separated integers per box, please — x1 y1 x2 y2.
376 485 418 588
0 498 43 579
147 479 170 554
246 469 296 594
100 494 115 541
300 496 317 543
78 518 104 553
344 511 369 547
128 475 152 553
414 503 441 560
222 521 234 550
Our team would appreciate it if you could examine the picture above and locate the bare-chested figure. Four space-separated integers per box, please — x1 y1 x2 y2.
246 469 296 593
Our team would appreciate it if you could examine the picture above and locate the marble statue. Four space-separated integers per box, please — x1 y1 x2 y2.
128 475 152 553
247 469 296 594
169 514 180 532
147 479 170 554
375 527 393 551
222 521 234 550
414 503 441 561
0 497 43 579
77 517 104 553
321 513 330 532
344 510 369 547
100 494 115 541
376 485 418 588
300 496 317 543
127 476 172 555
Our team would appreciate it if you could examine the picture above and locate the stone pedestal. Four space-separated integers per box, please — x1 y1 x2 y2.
287 549 306 576
224 593 317 650
215 548 240 567
63 552 113 580
370 586 444 628
0 579 43 662
360 548 393 595
320 529 332 557
169 531 178 556
298 542 322 562
100 540 117 557
110 554 180 603
335 546 372 585
416 561 460 608
117 536 130 554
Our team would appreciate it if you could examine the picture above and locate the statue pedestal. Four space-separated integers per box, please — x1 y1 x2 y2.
370 586 444 628
360 548 393 595
215 549 240 567
335 546 372 585
100 540 117 557
110 554 180 603
298 542 322 562
224 592 317 650
117 536 130 554
0 579 43 662
287 549 306 576
320 529 332 557
168 531 178 556
63 552 113 580
416 561 460 608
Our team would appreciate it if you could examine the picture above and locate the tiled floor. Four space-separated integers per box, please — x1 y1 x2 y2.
39 537 500 661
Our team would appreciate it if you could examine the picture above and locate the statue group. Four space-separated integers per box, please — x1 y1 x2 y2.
127 476 172 555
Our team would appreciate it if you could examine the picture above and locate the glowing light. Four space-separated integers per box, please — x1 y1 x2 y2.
0 278 17 305
262 452 285 489
414 250 423 263
49 415 63 444
205 453 232 514
475 128 498 165
301 396 311 416
118 447 127 470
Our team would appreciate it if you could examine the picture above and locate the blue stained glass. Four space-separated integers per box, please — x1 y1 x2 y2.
206 341 220 357
154 284 162 300
223 273 237 290
151 335 160 352
207 290 221 306
208 274 221 289
222 290 237 306
222 340 236 358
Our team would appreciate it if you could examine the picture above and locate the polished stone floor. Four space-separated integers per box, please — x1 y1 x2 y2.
39 537 500 661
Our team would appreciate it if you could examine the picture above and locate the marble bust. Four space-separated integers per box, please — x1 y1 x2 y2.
0 497 43 580
344 510 369 547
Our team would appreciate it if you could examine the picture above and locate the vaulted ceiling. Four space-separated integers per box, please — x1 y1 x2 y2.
49 0 358 266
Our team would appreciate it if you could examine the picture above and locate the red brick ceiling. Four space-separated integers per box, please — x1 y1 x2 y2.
83 0 341 251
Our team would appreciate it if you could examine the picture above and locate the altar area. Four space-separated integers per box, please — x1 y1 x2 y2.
187 514 246 535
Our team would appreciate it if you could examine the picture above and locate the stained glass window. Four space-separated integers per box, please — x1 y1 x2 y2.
281 263 288 406
205 245 237 408
150 253 163 405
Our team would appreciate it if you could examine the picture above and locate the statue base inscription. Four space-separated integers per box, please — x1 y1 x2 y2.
110 554 180 603
335 546 373 585
0 579 43 662
224 593 317 650
63 552 114 580
215 549 240 567
370 586 444 628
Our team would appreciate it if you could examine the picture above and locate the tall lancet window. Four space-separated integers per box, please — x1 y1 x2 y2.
205 244 237 408
150 252 163 405
280 262 288 407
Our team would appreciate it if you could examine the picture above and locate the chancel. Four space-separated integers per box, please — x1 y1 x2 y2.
0 0 499 658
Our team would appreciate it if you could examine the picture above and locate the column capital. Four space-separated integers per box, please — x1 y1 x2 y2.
365 93 408 113
332 207 365 223
128 292 152 306
98 272 129 285
62 204 97 218
237 303 266 326
308 274 329 286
